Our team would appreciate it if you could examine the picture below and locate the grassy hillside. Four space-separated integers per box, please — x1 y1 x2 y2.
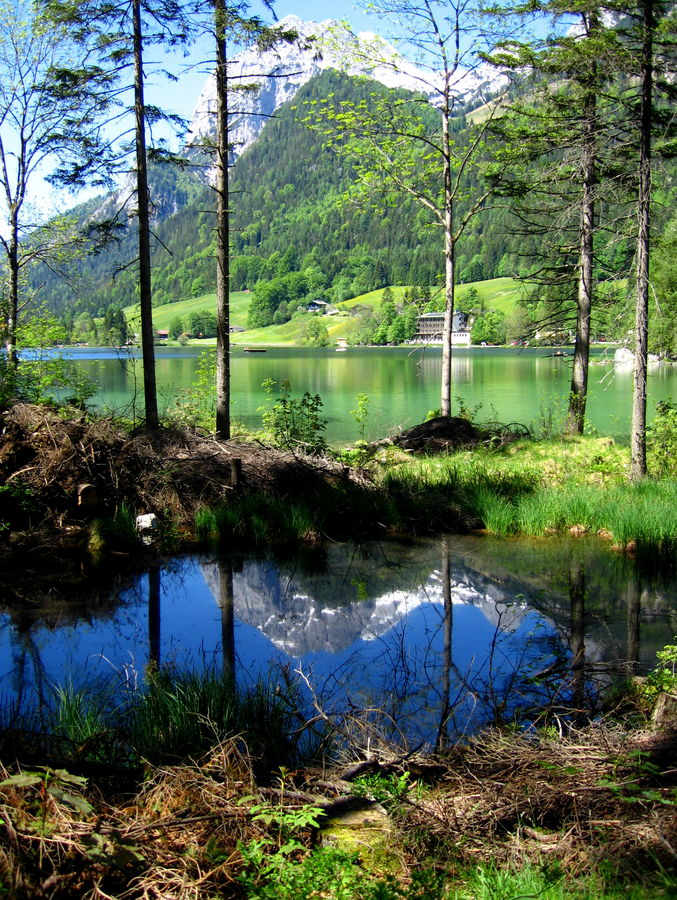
128 278 525 346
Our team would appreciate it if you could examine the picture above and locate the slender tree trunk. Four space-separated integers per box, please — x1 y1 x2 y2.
630 0 653 480
6 218 19 370
214 0 230 440
441 100 454 418
566 51 597 435
133 0 159 430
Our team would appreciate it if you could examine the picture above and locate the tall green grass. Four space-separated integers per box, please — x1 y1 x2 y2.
450 862 675 900
193 439 674 563
2 667 313 774
127 667 305 770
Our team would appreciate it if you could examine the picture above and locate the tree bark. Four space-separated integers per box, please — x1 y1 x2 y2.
133 0 159 430
630 0 653 480
566 34 597 435
214 0 231 440
441 95 454 418
5 214 20 370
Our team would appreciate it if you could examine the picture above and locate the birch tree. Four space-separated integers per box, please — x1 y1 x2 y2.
309 0 503 417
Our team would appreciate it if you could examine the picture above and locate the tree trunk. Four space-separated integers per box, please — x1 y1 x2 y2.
630 0 653 481
214 0 230 440
566 43 597 435
133 0 159 430
5 216 20 370
441 100 454 417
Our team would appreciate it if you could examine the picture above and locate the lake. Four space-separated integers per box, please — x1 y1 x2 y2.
55 345 677 443
2 535 675 746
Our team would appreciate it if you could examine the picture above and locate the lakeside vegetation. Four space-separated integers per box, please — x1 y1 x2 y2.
1 388 675 897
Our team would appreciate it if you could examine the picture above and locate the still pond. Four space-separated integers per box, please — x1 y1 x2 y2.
3 535 675 745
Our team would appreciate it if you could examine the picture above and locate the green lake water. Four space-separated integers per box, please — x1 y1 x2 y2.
60 345 677 443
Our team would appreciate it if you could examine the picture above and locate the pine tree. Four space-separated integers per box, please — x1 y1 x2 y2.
486 1 626 434
44 0 192 428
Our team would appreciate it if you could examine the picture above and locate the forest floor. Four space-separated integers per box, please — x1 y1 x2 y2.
1 718 676 899
0 403 497 600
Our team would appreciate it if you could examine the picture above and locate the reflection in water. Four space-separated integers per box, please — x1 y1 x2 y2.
216 562 236 684
148 567 161 667
626 577 642 676
569 564 587 722
1 536 675 744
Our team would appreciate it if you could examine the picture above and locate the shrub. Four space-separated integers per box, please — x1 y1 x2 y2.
647 399 677 477
259 379 327 455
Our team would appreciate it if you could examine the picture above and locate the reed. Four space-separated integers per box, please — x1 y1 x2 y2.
127 666 305 771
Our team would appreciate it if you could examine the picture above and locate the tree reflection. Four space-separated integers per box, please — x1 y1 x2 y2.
148 566 161 667
626 576 642 675
216 560 236 684
569 562 587 722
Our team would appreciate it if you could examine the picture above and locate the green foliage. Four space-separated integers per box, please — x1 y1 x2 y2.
1 766 93 824
350 392 370 442
598 747 677 808
0 481 42 532
128 667 304 772
169 349 216 430
259 378 327 455
643 639 677 705
646 400 677 477
187 310 217 339
305 316 330 347
237 845 366 900
470 310 506 345
352 772 413 806
89 503 138 552
0 313 96 409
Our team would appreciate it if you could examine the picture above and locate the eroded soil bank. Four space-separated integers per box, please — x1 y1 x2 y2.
1 404 495 599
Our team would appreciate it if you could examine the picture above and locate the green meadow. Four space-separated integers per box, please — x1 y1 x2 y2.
122 277 525 346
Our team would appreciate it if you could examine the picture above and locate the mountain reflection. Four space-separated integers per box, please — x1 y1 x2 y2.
1 535 675 743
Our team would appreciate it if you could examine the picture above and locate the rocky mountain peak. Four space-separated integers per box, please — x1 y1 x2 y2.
185 15 506 175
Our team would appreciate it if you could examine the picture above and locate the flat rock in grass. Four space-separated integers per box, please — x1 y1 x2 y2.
392 416 480 453
319 802 402 875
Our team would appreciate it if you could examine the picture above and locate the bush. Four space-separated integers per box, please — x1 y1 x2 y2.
259 379 327 455
647 400 677 477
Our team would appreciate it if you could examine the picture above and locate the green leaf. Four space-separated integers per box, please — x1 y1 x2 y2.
1 773 42 788
47 785 94 816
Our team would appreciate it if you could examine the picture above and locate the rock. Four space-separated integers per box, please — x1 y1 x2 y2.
136 513 158 545
319 802 403 875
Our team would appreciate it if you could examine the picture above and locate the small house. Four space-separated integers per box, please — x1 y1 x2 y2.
306 299 331 313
